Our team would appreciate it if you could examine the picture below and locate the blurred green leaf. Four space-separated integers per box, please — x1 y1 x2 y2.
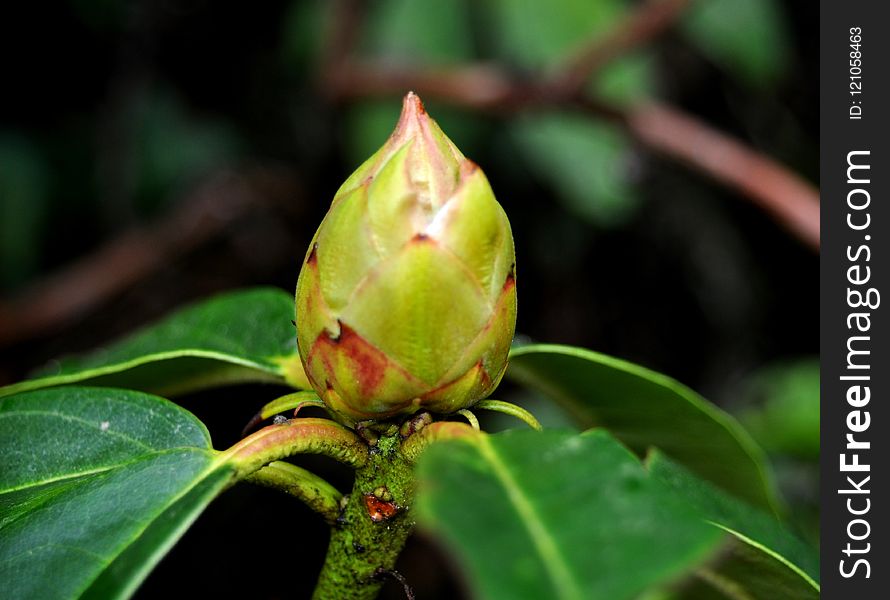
345 0 479 166
417 429 722 600
0 135 49 289
360 0 474 64
134 90 241 214
735 359 820 460
280 0 329 70
345 102 404 167
506 344 779 512
487 0 625 68
486 0 654 100
682 0 790 86
487 0 651 224
68 0 126 31
0 288 303 398
0 387 233 600
510 113 639 225
649 452 819 599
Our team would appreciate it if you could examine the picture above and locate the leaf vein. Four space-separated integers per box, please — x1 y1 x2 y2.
475 436 581 600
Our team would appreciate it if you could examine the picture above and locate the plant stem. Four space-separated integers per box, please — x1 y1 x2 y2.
312 428 417 600
221 417 368 477
245 461 343 524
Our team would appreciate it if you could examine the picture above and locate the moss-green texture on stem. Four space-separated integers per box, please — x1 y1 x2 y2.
312 429 417 600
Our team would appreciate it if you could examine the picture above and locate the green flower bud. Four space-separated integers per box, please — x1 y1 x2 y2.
295 93 516 423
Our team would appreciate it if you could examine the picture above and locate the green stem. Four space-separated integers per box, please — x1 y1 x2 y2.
456 408 480 430
312 420 477 600
245 461 343 524
241 391 328 436
311 428 416 600
221 417 368 477
475 399 543 430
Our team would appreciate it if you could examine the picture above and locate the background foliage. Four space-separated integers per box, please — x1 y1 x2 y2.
0 0 817 598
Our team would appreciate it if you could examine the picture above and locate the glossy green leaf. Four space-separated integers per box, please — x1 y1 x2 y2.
682 0 790 86
0 387 234 600
506 344 778 511
0 287 305 398
648 452 819 599
416 429 722 600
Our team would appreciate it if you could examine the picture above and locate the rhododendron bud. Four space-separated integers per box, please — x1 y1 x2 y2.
295 92 516 423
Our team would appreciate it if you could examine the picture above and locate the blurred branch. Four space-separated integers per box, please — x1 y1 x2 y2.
549 0 691 95
624 102 820 250
321 0 820 251
328 62 522 111
0 167 302 348
321 0 367 77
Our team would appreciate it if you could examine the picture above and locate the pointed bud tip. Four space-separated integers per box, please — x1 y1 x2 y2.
403 91 426 115
394 92 428 137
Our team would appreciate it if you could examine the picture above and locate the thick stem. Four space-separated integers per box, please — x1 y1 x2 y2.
221 418 368 477
312 429 417 600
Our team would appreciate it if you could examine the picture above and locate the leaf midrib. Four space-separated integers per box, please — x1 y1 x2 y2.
474 435 581 600
0 409 156 452
0 349 285 398
710 523 820 592
0 446 211 495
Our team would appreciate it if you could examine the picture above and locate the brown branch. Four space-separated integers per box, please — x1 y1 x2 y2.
325 61 819 250
0 167 302 348
625 102 820 249
320 0 368 81
550 0 691 95
327 61 524 111
320 0 818 250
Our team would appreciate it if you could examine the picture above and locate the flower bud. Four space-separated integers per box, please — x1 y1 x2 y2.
296 93 516 423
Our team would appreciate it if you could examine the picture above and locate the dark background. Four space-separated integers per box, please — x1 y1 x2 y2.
0 1 818 597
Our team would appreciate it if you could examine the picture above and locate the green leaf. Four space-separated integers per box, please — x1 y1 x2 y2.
345 0 479 167
735 359 820 460
0 134 49 289
510 113 639 225
648 452 819 599
133 89 241 215
487 0 627 69
682 0 790 86
506 344 778 512
0 387 233 600
360 0 473 65
0 287 305 398
488 0 651 225
416 429 722 600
